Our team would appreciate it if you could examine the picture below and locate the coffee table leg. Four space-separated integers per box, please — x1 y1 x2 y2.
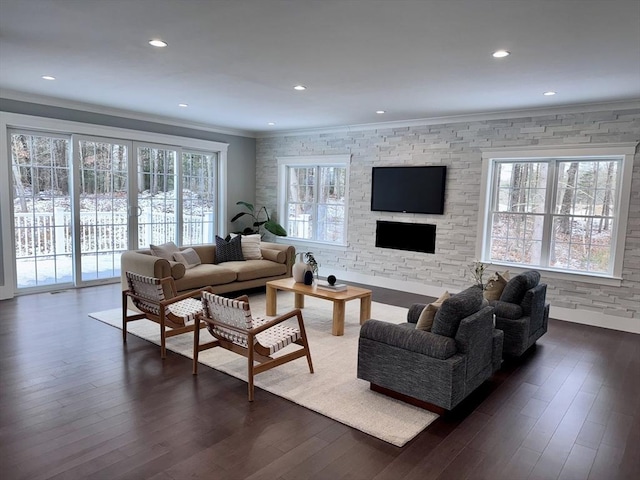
332 300 346 336
360 294 372 325
266 284 277 316
294 292 305 309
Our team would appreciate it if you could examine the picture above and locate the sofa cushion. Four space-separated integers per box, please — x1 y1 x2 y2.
432 286 484 338
215 235 244 263
483 271 510 301
500 271 541 304
173 247 202 269
150 241 180 261
415 291 450 331
224 259 287 281
173 264 237 291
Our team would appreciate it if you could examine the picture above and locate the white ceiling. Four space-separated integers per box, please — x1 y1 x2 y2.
1 0 639 136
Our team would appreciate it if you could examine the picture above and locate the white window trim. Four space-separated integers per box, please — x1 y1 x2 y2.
277 154 351 247
0 112 229 299
477 143 637 285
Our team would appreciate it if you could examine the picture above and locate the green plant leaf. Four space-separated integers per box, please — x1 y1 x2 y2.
230 212 248 222
236 201 255 213
265 220 287 236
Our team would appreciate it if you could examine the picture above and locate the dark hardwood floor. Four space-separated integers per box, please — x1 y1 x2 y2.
1 282 638 480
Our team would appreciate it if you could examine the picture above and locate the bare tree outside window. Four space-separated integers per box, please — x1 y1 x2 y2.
488 157 619 275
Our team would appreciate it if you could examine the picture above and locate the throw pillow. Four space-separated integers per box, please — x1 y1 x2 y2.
416 291 451 331
150 241 180 261
173 248 202 269
483 271 510 301
214 235 244 264
231 233 262 260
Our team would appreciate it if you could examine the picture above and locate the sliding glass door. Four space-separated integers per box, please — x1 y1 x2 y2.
75 136 130 284
10 131 72 289
8 131 220 293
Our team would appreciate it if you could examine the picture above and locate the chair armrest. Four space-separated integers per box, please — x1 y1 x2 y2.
360 320 456 360
490 300 523 319
407 303 427 324
161 285 212 307
251 308 303 334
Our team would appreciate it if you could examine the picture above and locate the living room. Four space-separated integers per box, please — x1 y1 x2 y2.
1 1 639 479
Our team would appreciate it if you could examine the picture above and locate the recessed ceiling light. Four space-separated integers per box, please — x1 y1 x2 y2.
178 103 188 108
543 91 557 96
149 39 168 47
267 122 276 126
492 50 510 58
41 75 56 80
293 85 307 91
376 110 386 114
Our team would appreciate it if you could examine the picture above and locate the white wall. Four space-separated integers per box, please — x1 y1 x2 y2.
256 107 640 333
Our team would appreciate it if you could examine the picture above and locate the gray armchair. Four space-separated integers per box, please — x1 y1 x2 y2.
357 286 503 411
490 270 550 357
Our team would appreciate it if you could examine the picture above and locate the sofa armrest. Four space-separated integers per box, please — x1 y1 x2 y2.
120 251 171 289
260 242 295 275
360 320 456 360
168 260 186 280
490 300 523 319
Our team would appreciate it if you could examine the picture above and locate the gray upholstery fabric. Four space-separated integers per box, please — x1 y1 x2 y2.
361 320 456 359
500 270 540 304
432 286 484 337
407 303 427 324
493 271 549 357
357 289 502 411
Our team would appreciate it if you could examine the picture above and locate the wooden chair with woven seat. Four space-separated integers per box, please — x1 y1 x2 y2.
122 271 211 358
193 291 314 401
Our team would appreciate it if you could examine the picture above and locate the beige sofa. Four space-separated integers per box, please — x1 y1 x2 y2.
121 241 295 295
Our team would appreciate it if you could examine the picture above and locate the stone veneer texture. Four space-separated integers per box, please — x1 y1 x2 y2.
256 108 640 321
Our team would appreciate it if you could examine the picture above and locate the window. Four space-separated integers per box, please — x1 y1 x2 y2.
278 155 350 245
480 145 635 278
2 112 228 297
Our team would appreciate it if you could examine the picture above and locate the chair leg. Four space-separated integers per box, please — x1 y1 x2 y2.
193 320 200 375
122 291 128 343
160 311 167 359
296 311 314 373
248 343 255 402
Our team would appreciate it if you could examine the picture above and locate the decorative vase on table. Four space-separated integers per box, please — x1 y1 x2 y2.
292 253 312 283
303 270 314 285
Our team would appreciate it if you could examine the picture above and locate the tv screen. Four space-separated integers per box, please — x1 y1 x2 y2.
371 166 447 214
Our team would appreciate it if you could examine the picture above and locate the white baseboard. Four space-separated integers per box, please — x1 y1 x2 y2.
324 268 640 335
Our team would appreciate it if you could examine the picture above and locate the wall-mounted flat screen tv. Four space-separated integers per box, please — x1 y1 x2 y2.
371 166 447 214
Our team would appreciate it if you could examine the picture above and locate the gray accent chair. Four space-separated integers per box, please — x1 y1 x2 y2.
357 286 504 411
489 270 550 358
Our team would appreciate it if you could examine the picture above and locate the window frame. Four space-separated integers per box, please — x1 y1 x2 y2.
0 112 228 299
478 143 637 283
277 154 351 247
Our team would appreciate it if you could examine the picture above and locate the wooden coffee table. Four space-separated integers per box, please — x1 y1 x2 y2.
266 278 372 336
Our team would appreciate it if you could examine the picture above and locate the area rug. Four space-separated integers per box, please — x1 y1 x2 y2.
89 293 438 447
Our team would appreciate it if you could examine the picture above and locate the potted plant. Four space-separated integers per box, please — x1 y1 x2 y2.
231 201 286 237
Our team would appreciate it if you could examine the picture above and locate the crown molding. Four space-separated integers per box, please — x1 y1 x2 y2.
0 89 257 138
3 89 638 141
257 99 640 138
